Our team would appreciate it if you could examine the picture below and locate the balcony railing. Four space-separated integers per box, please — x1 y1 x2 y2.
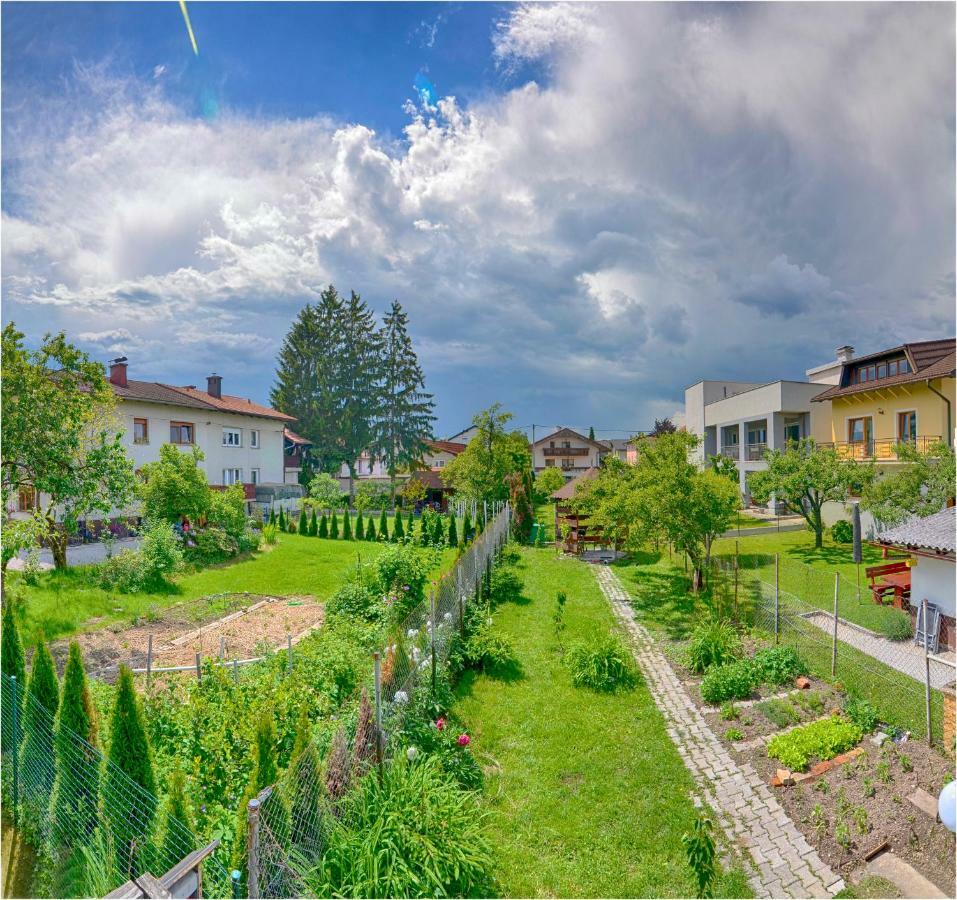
720 445 740 460
817 435 942 461
746 442 768 461
543 447 589 457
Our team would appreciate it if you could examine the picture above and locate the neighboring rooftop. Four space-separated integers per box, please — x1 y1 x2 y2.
551 467 599 501
532 426 606 449
876 507 956 557
426 439 467 455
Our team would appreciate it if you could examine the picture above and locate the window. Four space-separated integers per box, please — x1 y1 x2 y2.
848 417 873 445
222 468 243 485
899 358 910 374
250 469 260 485
887 360 898 376
170 422 194 444
852 357 910 384
250 430 260 449
898 411 917 442
545 459 555 467
747 427 767 445
223 427 242 448
133 418 149 444
562 440 571 449
435 459 445 467
17 486 36 512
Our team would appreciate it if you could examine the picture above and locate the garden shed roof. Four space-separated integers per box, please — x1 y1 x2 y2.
876 507 956 556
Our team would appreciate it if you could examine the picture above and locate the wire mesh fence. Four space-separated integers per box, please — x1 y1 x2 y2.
708 553 956 746
249 502 512 899
1 671 234 898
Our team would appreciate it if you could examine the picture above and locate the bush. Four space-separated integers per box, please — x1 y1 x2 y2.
262 523 279 545
843 696 879 733
700 659 757 705
831 520 853 543
879 609 912 641
566 634 635 692
752 646 805 686
97 518 183 593
687 619 741 673
374 543 433 616
309 756 493 898
766 716 863 771
187 525 239 565
462 622 517 675
756 698 801 728
326 579 383 625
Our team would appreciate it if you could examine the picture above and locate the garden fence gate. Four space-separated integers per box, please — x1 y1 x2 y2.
247 502 512 899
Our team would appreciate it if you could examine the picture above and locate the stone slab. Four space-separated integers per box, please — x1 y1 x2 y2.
865 851 948 899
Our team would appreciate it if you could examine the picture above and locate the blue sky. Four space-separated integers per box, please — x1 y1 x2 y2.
2 3 954 438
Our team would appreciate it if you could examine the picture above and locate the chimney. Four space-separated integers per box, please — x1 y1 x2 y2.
835 345 855 363
109 357 128 388
207 373 222 399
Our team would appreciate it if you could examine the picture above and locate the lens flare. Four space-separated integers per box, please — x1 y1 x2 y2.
179 0 199 56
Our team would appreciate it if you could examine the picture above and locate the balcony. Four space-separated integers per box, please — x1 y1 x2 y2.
543 447 589 457
720 445 740 460
746 442 768 461
817 435 942 461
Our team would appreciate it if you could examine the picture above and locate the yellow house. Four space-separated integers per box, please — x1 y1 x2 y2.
811 338 955 464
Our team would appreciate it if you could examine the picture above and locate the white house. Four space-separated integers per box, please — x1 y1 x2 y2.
531 427 607 480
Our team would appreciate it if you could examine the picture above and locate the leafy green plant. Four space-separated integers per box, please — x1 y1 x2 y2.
566 634 636 692
766 716 863 772
724 728 743 741
879 609 913 642
756 698 801 729
835 820 852 851
843 696 879 733
700 659 756 705
853 806 869 835
687 618 741 674
862 777 875 798
897 751 912 773
796 690 824 714
751 646 805 686
811 803 827 835
262 523 279 545
681 815 716 899
876 759 891 783
720 702 739 721
830 520 853 543
463 622 518 676
553 591 568 643
813 778 829 795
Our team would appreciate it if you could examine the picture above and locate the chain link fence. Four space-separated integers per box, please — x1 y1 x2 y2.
709 553 956 746
249 503 512 899
1 671 233 898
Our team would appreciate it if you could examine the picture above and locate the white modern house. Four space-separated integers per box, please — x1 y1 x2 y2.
531 427 608 480
683 348 847 507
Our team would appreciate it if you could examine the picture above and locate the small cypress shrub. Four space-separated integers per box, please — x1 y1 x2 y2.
378 508 389 542
298 507 308 536
355 510 364 541
342 512 353 540
1 603 26 753
268 508 276 526
318 514 329 539
160 769 196 872
407 509 415 537
309 509 319 537
21 641 60 814
365 518 376 541
52 642 100 842
432 515 445 547
393 512 405 541
462 511 472 544
288 708 323 855
330 511 339 539
448 515 458 547
105 665 157 875
278 508 287 531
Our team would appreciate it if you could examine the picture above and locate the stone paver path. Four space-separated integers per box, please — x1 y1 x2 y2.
594 565 845 899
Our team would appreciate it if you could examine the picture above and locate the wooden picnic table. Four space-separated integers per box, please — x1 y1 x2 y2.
875 571 911 610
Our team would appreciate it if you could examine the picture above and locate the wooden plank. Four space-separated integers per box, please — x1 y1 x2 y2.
134 873 172 899
105 880 145 898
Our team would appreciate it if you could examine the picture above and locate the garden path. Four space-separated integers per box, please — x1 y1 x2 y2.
594 564 845 899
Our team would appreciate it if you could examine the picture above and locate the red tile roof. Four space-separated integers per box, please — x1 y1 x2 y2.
283 427 312 446
426 439 467 455
170 386 295 421
110 378 294 421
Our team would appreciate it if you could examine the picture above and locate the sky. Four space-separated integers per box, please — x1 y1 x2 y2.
2 2 955 440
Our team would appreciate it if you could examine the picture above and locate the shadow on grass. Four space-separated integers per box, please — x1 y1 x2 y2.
622 567 703 640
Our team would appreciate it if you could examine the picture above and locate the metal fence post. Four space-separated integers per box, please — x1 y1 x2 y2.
196 652 202 682
733 541 739 623
923 598 933 745
430 593 437 694
456 569 465 637
831 573 840 678
231 869 242 899
373 651 384 781
11 675 19 826
146 634 153 688
774 553 780 644
247 797 261 899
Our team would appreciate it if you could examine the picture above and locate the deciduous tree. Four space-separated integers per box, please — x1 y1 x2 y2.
138 444 210 524
861 439 956 526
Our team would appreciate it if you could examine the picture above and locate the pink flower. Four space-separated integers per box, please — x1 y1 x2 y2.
457 733 470 747
435 717 446 730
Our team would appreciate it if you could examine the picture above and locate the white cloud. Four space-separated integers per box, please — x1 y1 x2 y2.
2 3 953 429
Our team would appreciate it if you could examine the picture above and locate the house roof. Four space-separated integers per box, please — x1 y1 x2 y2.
110 379 294 422
551 467 599 500
811 339 955 402
426 439 467 455
410 468 448 490
172 386 295 421
283 428 312 446
532 427 606 449
876 507 956 556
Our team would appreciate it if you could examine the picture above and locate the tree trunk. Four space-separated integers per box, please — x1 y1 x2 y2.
348 465 356 506
813 506 824 548
47 520 68 570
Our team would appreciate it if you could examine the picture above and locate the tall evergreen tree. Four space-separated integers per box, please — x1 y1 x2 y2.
298 507 308 536
365 517 376 541
268 508 276 526
448 514 458 547
588 425 596 441
378 507 389 542
462 510 473 544
52 642 99 841
373 300 436 505
1 603 25 754
330 511 339 539
318 513 329 539
342 511 353 541
393 510 405 541
278 507 287 531
271 289 348 475
21 641 59 814
432 515 445 547
355 509 364 541
407 508 415 537
309 508 318 536
105 665 157 875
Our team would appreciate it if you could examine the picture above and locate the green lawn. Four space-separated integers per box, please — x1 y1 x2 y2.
10 533 457 648
532 502 556 541
454 548 751 898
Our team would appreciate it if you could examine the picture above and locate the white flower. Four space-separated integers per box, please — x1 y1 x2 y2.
407 746 418 761
407 628 418 639
443 612 453 622
394 690 409 705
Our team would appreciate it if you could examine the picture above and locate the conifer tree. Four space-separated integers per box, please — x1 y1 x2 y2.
432 514 445 547
298 507 308 536
463 510 473 544
52 642 99 841
21 641 59 813
309 508 318 537
105 665 157 874
373 300 436 505
588 425 596 441
278 507 287 530
268 508 276 526
1 602 26 753
160 769 196 872
318 513 329 539
330 511 339 539
365 517 376 541
448 513 458 547
393 511 405 541
378 507 389 542
288 707 323 854
355 510 364 541
342 511 353 540
408 508 415 538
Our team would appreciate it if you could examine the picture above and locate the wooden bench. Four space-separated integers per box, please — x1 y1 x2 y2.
865 562 910 605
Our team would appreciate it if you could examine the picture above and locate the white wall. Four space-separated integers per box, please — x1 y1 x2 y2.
910 556 956 620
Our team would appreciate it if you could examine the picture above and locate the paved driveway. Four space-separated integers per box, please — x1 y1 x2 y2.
8 537 141 571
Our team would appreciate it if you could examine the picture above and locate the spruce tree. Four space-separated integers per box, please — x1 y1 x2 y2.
309 508 318 537
330 511 339 539
318 514 328 539
588 425 596 441
288 707 323 854
105 665 157 874
355 510 364 541
21 641 60 815
160 769 196 872
52 642 99 841
448 514 458 547
325 727 351 807
365 517 376 541
373 300 436 506
342 511 353 540
463 510 472 544
298 507 308 536
1 603 26 753
378 507 389 542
